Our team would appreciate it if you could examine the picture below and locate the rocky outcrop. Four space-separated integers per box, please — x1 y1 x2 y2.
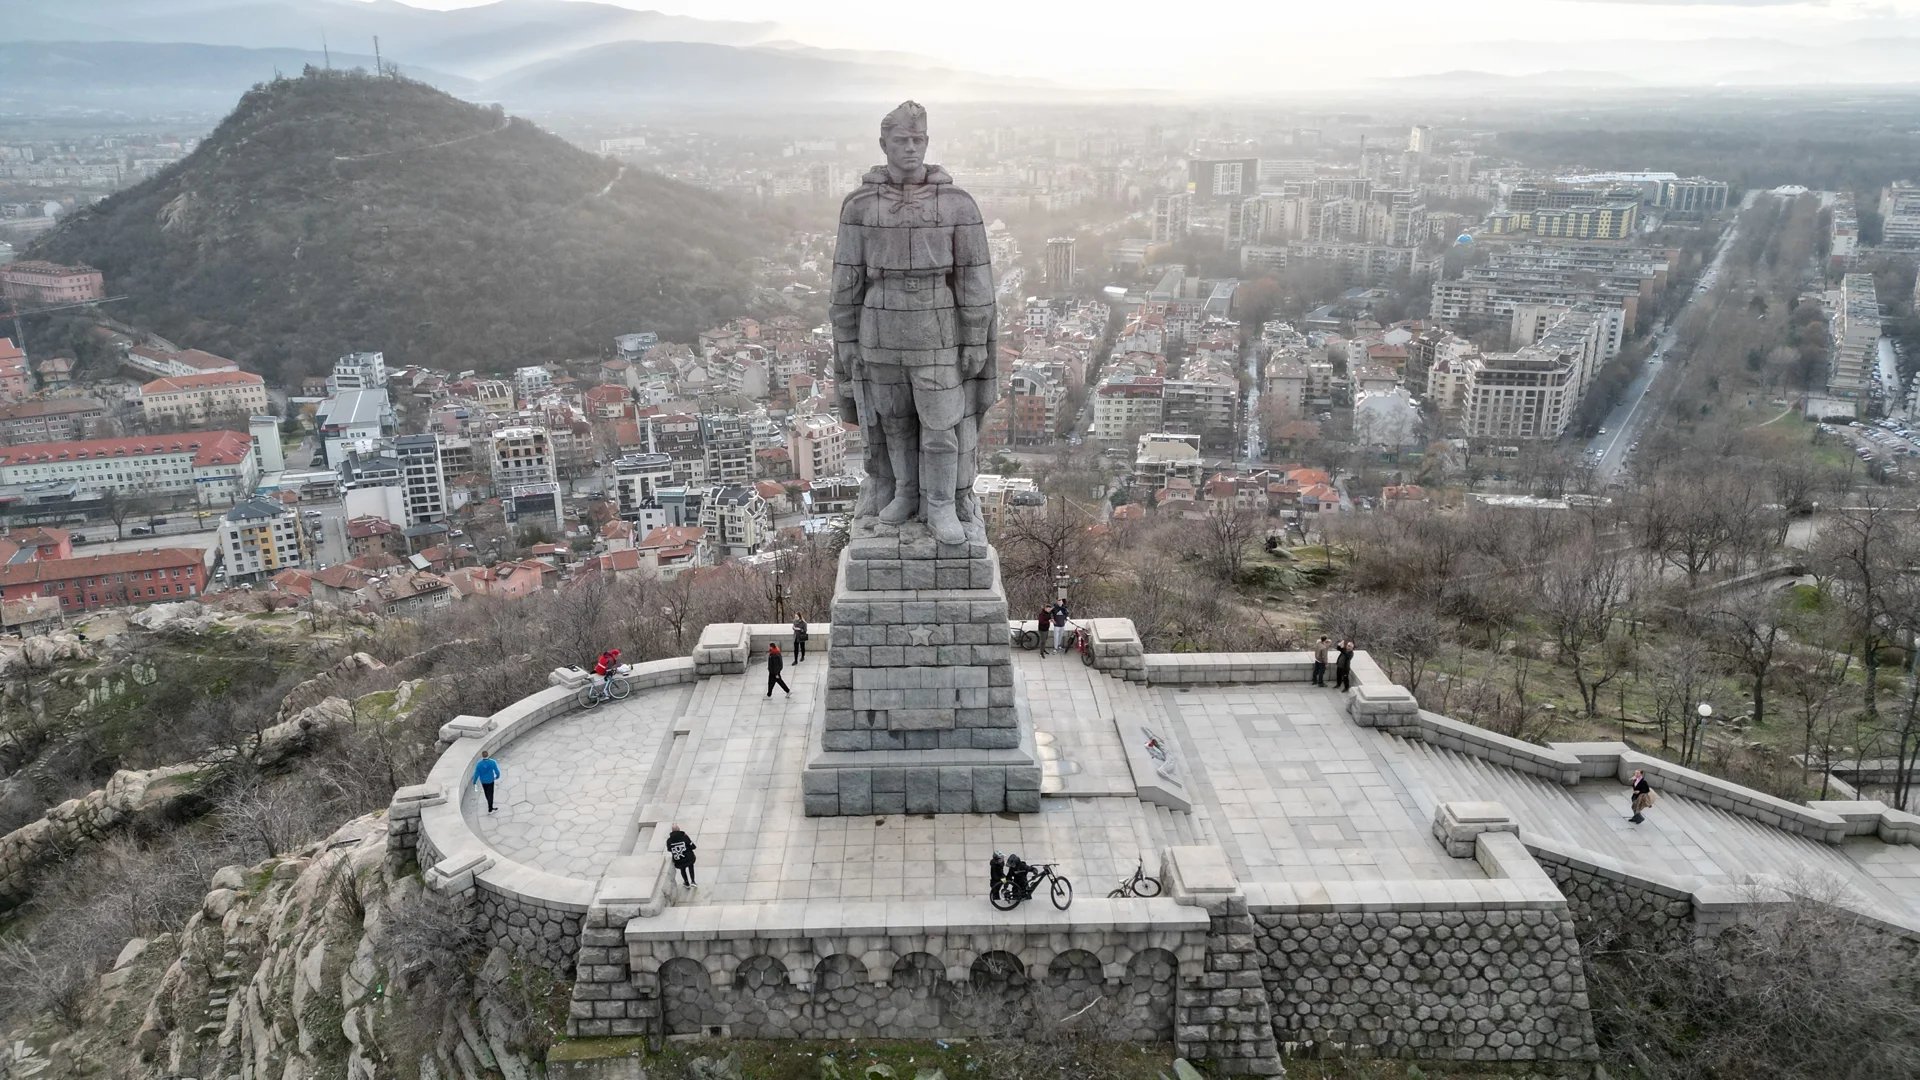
8 813 551 1080
126 601 221 634
0 697 358 910
0 632 93 677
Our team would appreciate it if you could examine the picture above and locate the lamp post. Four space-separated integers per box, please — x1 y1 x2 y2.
1693 702 1713 767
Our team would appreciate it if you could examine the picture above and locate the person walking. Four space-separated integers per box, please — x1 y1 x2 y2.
473 754 501 814
1311 636 1332 687
665 823 697 887
1035 605 1053 656
766 642 791 697
1628 770 1655 824
1051 599 1070 656
792 615 809 663
1333 638 1356 692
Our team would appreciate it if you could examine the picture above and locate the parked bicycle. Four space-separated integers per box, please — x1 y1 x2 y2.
1015 621 1043 651
577 665 633 709
992 861 1073 911
1064 621 1096 667
1108 857 1162 898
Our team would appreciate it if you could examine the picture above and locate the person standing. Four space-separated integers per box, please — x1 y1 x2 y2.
1333 638 1356 692
792 615 809 663
1035 604 1053 656
1051 598 1070 656
1629 770 1655 824
1311 636 1332 687
665 823 697 887
766 642 791 697
473 754 501 814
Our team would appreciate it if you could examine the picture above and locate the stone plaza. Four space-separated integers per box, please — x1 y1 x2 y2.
391 618 1920 1074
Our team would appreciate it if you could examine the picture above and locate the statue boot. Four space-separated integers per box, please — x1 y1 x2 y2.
878 428 919 526
920 424 965 545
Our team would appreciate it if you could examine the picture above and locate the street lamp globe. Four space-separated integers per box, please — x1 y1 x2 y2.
1697 703 1713 719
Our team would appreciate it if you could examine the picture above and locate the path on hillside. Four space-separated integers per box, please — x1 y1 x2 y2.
332 113 512 162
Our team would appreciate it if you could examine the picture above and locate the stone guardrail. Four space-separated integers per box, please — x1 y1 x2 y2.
398 656 701 969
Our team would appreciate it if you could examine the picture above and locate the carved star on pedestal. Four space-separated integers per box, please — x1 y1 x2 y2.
907 626 934 647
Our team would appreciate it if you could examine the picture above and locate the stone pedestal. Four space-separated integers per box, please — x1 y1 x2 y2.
803 519 1039 816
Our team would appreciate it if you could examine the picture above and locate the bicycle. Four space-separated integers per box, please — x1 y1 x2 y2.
1108 857 1162 898
1015 622 1042 651
1064 621 1096 667
576 671 632 709
991 862 1073 911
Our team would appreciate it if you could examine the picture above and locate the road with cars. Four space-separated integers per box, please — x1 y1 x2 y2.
1584 191 1758 482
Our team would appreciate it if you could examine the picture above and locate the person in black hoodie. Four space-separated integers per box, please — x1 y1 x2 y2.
767 642 791 697
1334 639 1356 692
792 615 809 663
665 824 697 887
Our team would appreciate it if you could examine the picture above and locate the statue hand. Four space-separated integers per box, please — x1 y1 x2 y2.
960 345 990 379
837 387 860 425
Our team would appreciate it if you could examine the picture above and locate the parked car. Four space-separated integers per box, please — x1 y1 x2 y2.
130 526 153 535
149 516 167 526
70 533 87 544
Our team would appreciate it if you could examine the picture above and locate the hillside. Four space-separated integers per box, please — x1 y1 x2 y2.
26 70 774 380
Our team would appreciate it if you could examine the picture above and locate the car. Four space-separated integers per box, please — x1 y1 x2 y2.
70 533 87 544
1597 427 1609 436
588 493 605 501
130 526 153 535
148 516 167 526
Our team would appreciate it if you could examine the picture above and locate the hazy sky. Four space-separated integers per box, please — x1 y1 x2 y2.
384 0 1920 88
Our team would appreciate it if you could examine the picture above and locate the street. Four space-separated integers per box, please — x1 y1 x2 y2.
1586 191 1758 482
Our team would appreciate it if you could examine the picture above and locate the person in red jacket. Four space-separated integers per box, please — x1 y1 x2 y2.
591 648 621 699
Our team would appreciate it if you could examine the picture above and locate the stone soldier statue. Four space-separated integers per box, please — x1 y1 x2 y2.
832 100 997 546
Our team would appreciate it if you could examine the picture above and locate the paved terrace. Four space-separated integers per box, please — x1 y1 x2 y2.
460 650 1920 923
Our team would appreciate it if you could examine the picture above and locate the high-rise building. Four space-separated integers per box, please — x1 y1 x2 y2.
489 427 557 488
395 432 448 525
787 413 847 482
1407 125 1432 154
611 452 674 518
1880 181 1920 250
1829 273 1880 398
1045 237 1077 292
1151 192 1191 243
220 496 305 582
1188 159 1258 203
249 416 285 473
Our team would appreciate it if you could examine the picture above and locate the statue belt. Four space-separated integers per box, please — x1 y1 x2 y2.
866 269 947 292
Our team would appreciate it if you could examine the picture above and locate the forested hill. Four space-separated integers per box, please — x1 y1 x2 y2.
28 70 774 382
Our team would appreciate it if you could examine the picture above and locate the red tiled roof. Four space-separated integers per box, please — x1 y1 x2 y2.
141 370 263 394
639 525 704 550
0 547 202 586
0 430 253 468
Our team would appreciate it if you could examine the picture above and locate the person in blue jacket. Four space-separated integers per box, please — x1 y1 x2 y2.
474 754 502 813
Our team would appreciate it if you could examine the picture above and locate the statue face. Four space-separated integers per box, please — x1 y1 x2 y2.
880 127 928 174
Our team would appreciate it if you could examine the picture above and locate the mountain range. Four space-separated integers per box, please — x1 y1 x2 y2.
0 0 1050 112
25 70 774 378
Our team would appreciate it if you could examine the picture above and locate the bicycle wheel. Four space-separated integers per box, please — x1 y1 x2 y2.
1134 874 1162 898
1107 885 1129 899
1080 642 1097 667
576 685 601 710
990 887 1021 911
1018 629 1040 651
1050 876 1073 910
608 676 632 700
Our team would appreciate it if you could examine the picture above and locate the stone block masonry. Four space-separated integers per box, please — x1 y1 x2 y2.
806 520 1038 815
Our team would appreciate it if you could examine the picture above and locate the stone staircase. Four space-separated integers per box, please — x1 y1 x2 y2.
1397 736 1917 918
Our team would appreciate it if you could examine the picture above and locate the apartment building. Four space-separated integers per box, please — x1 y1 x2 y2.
395 432 448 525
0 260 103 304
489 426 557 488
701 414 754 486
1151 191 1191 243
611 452 674 519
1829 272 1880 398
0 431 258 506
787 413 847 481
0 397 106 444
125 345 239 379
513 365 554 400
1657 178 1729 219
0 338 27 403
1881 181 1920 251
1486 203 1638 241
1091 375 1165 440
220 496 305 582
140 370 269 425
0 547 207 612
327 351 388 393
1458 308 1605 440
698 485 773 556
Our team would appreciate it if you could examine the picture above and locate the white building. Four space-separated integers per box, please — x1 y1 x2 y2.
327 351 387 394
1829 272 1880 398
249 416 285 474
394 432 448 525
788 413 847 482
611 452 674 519
513 365 554 401
220 496 304 582
0 431 259 507
698 485 773 556
1881 181 1920 251
1458 307 1605 440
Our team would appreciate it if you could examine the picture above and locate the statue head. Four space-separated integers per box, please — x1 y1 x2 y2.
879 100 928 176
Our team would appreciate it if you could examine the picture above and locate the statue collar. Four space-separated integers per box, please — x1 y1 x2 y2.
862 164 952 186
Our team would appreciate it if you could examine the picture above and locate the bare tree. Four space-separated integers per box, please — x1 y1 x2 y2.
1809 493 1909 717
1542 537 1637 717
1712 589 1787 728
1198 500 1261 584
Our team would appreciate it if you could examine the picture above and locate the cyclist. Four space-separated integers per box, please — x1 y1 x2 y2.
591 648 622 700
1003 852 1032 901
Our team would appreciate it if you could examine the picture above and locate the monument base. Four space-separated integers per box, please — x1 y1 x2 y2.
804 517 1038 816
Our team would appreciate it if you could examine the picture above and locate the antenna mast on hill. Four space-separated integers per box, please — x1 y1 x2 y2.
323 32 331 70
373 35 383 77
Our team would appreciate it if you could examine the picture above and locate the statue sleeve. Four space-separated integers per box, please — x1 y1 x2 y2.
952 206 995 348
830 199 867 356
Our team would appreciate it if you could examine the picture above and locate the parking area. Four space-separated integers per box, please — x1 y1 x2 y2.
1825 416 1920 478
